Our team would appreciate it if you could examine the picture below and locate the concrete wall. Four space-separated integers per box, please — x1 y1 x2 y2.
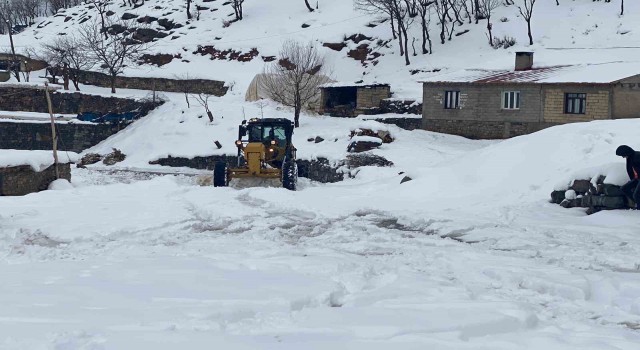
542 85 612 123
74 70 228 96
612 75 640 119
0 163 71 196
0 121 124 152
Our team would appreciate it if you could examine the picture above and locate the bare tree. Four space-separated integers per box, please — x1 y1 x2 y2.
356 0 413 65
175 72 193 108
416 0 434 54
480 0 501 46
79 19 151 93
88 0 110 39
260 40 328 128
232 0 244 21
186 0 192 19
621 0 624 16
518 0 536 45
192 93 214 122
304 0 314 12
42 35 94 91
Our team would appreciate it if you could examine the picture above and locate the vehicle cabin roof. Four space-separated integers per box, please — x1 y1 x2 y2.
420 62 640 85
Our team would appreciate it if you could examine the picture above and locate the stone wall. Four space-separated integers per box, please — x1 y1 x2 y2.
373 117 423 131
542 85 611 123
357 86 391 110
0 86 160 115
422 83 544 124
149 155 346 183
422 119 558 139
0 122 124 152
74 70 228 96
380 99 423 115
0 163 71 196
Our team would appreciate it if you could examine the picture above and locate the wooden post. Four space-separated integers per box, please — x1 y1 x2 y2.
44 83 60 179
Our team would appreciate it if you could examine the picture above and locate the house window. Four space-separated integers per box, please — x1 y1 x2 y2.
565 93 586 114
502 91 520 109
444 91 460 109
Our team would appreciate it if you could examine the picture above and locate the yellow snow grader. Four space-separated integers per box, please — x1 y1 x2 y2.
213 118 298 190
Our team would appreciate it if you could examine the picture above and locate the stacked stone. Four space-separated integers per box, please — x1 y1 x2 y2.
550 177 631 214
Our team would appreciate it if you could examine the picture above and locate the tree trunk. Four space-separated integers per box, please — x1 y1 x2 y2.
421 16 428 54
474 0 480 24
206 110 213 122
390 15 397 40
72 78 80 91
397 20 405 56
187 0 192 19
527 20 533 45
402 25 410 65
487 17 493 46
62 63 70 90
294 107 300 128
621 0 624 16
110 74 117 93
7 24 20 82
304 0 314 12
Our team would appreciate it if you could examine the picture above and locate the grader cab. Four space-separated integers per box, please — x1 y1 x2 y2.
213 118 298 190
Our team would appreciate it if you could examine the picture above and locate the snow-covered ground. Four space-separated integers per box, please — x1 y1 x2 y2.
3 118 640 349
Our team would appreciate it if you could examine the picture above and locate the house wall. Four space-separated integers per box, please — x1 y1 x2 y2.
422 83 546 138
542 85 612 123
356 86 390 110
612 75 640 119
0 163 71 196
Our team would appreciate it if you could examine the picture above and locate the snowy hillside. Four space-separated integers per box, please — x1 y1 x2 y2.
2 1 640 349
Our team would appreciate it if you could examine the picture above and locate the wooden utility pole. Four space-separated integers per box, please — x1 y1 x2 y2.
44 83 60 179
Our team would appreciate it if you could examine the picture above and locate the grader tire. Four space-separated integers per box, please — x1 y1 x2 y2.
213 161 228 187
282 159 298 191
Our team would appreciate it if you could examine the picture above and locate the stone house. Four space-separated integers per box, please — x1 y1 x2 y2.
319 83 391 117
0 53 48 73
421 52 640 139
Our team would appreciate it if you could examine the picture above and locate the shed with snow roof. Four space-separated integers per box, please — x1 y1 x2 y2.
318 83 391 118
421 52 640 139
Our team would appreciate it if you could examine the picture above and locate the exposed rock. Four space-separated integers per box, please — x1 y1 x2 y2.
347 137 382 153
347 34 373 43
550 190 565 204
323 42 347 51
103 149 126 166
139 53 180 67
560 199 575 208
603 184 625 197
133 28 169 43
400 176 413 184
193 46 259 62
106 23 127 35
79 153 103 166
158 18 177 30
570 179 593 194
346 153 393 168
137 15 158 24
122 13 138 20
350 128 393 143
262 56 276 62
314 136 325 143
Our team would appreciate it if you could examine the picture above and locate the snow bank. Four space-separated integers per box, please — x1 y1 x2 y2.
0 150 79 171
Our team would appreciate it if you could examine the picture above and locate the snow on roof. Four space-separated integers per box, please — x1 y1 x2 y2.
319 82 390 88
0 150 79 171
421 62 640 84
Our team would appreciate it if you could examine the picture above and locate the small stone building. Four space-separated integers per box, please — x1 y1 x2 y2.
0 53 48 73
319 83 391 117
421 52 640 139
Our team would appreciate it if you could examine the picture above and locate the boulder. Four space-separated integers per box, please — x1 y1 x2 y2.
570 179 593 194
314 136 325 143
157 18 176 30
603 184 625 197
122 13 138 20
103 149 126 166
133 28 168 43
560 199 575 208
550 190 565 204
347 136 382 153
400 176 413 184
79 153 102 166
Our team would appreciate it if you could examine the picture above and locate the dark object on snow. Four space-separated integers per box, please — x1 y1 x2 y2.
346 154 393 168
616 145 640 207
78 153 103 167
551 175 631 214
550 190 565 204
347 138 382 153
314 136 324 143
77 111 140 123
400 176 412 184
103 149 126 166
